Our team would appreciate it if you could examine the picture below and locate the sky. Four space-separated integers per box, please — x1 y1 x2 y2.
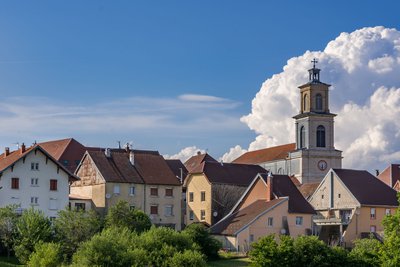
0 1 399 172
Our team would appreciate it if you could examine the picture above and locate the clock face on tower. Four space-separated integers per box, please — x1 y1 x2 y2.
318 160 327 171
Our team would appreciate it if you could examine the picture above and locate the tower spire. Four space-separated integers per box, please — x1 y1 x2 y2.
308 58 320 82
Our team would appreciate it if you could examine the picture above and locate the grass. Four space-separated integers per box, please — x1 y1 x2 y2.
207 251 251 267
0 256 23 267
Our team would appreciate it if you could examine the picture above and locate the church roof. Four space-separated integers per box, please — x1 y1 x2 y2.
232 143 295 164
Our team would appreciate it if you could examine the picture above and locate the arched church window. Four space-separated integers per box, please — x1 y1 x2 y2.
316 94 323 111
300 126 306 148
317 125 326 147
303 94 308 111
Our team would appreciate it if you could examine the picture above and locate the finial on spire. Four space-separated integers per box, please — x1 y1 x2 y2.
311 58 318 69
308 58 321 82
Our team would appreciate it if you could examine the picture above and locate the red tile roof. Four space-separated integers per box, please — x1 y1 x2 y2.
85 148 180 186
334 169 399 206
259 174 316 214
210 198 286 235
298 183 320 200
232 143 296 164
184 153 217 173
0 145 78 181
377 164 400 188
39 138 87 173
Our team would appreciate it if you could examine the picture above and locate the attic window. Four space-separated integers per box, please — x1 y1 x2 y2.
338 194 341 198
321 194 324 199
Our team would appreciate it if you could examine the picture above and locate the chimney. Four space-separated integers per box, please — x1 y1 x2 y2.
197 151 201 155
105 148 111 158
20 143 26 154
4 147 9 158
375 169 380 176
267 172 273 201
129 151 135 165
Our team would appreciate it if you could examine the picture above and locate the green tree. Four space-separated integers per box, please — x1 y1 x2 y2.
0 205 19 257
249 235 280 267
54 208 101 262
72 226 138 267
13 208 52 264
28 242 62 267
183 223 221 260
292 235 331 267
166 250 206 267
380 192 400 266
349 237 381 266
105 200 151 233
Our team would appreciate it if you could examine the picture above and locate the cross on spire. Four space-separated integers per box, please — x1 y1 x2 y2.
311 58 318 69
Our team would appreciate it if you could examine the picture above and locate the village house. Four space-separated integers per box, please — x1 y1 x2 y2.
309 168 398 247
70 147 182 230
0 144 78 218
377 163 400 191
210 173 315 252
184 152 266 226
233 62 342 185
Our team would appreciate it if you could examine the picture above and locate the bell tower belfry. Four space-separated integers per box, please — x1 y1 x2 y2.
288 59 342 184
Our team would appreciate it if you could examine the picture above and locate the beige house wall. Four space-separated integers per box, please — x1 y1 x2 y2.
186 174 212 225
240 178 267 210
287 213 312 236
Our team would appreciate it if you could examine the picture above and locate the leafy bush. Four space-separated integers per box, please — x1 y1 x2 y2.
166 250 206 267
249 235 280 267
54 208 101 261
105 200 151 233
183 223 222 260
13 208 52 264
0 205 19 257
28 242 62 267
72 227 138 267
348 238 381 266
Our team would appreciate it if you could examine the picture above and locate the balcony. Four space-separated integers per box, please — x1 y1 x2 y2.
313 214 350 226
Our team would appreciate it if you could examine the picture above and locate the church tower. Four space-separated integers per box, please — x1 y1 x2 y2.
289 59 342 184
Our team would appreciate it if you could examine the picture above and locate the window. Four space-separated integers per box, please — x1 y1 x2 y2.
164 205 173 216
130 205 135 211
316 125 326 147
50 179 58 191
75 203 86 211
338 193 341 198
300 126 306 148
321 194 324 199
316 93 323 110
200 210 206 221
165 188 173 197
113 185 120 194
31 162 39 170
303 94 308 111
129 186 135 195
150 187 158 196
201 191 206 202
150 205 158 215
295 216 303 226
370 225 376 233
30 197 39 205
49 198 58 210
189 192 194 202
31 178 39 186
11 178 19 189
370 208 376 219
386 209 391 215
189 211 194 220
250 234 254 242
267 217 273 227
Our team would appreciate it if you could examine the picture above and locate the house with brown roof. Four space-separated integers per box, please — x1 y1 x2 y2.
71 147 182 230
184 153 266 226
39 138 88 173
0 144 78 218
233 65 342 185
309 169 398 247
377 163 400 190
210 173 315 252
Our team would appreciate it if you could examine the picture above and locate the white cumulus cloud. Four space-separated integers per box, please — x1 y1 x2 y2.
164 146 206 163
235 26 400 171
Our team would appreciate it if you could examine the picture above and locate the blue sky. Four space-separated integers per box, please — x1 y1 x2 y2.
0 1 399 161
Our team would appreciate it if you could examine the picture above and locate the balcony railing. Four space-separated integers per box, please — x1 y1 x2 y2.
313 215 350 225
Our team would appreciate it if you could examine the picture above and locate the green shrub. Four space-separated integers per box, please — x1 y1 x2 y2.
28 242 62 267
349 238 382 266
166 250 206 267
183 223 221 260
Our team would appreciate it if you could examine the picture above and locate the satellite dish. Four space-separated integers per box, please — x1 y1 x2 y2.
280 229 287 235
213 211 218 217
105 193 111 199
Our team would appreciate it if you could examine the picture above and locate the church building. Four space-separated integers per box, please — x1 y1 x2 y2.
233 60 342 184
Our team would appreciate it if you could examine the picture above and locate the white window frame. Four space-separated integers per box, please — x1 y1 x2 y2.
31 162 39 171
30 197 39 205
30 178 39 187
370 208 376 219
189 211 194 220
385 208 391 216
295 216 303 226
164 205 173 217
113 185 120 194
200 210 206 221
267 217 273 227
129 186 135 196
